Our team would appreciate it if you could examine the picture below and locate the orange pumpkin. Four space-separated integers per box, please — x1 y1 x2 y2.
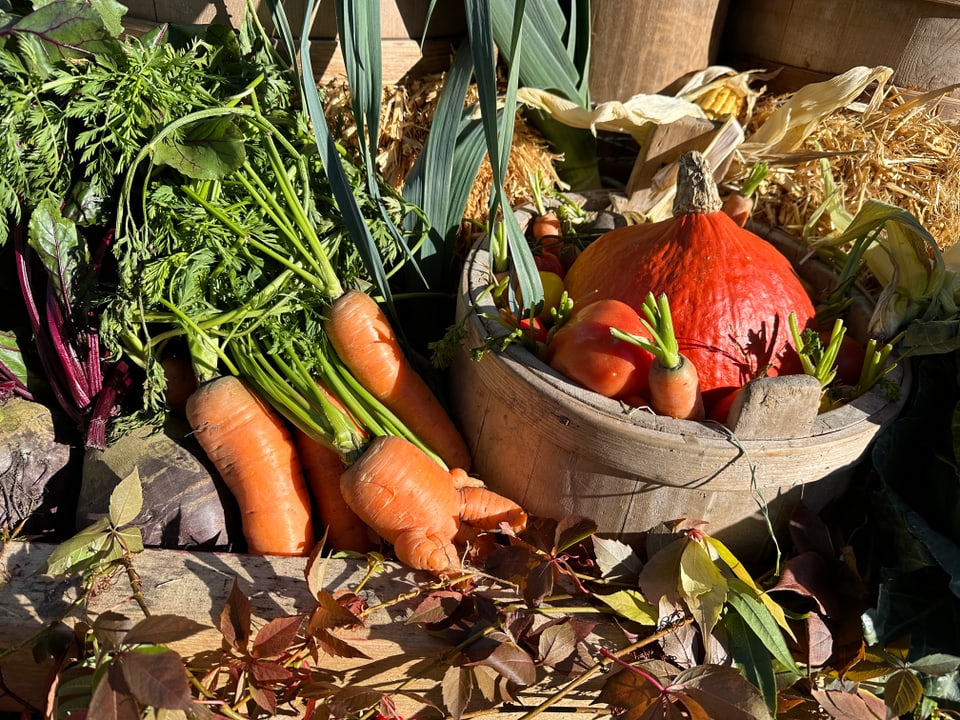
563 151 818 410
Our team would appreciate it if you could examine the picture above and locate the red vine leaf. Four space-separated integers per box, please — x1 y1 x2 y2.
466 637 537 687
308 590 363 633
599 666 662 720
811 680 890 719
536 620 578 669
119 647 192 710
87 661 139 720
219 578 251 652
121 614 209 647
247 657 293 684
248 681 278 715
671 665 772 719
442 663 473 720
406 590 464 626
252 614 303 658
328 685 389 716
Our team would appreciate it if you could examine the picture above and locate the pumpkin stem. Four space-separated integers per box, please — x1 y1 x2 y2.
673 151 723 216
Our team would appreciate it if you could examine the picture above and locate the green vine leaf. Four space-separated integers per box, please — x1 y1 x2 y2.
594 589 657 626
108 468 143 527
45 516 111 576
726 579 803 679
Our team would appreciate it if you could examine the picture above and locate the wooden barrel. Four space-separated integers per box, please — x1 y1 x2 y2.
449 205 910 561
589 0 731 102
120 0 465 85
720 0 960 91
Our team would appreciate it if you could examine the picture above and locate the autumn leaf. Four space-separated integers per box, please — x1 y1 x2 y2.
595 589 657 626
536 620 578 669
811 679 891 719
406 591 465 626
598 665 663 720
308 591 363 633
120 647 193 710
671 664 773 720
883 669 923 717
679 538 727 649
593 535 643 583
252 615 304 658
219 578 252 652
122 615 209 647
88 662 140 720
442 664 473 720
465 633 537 687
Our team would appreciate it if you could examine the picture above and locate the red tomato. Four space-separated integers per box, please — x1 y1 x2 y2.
829 334 866 387
543 299 655 399
500 308 548 344
534 251 565 277
708 388 740 426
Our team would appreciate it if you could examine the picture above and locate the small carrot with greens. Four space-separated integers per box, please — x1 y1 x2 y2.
185 375 315 557
339 435 526 574
324 290 472 471
611 292 705 421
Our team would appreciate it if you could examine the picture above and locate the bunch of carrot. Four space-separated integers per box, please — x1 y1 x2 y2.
107 80 525 569
184 291 478 560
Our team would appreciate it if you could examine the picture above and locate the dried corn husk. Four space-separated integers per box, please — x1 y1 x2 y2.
739 66 894 159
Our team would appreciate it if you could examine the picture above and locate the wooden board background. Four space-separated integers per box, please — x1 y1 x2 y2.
720 0 960 94
120 0 466 85
0 541 620 718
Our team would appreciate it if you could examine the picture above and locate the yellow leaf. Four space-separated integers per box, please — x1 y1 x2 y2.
679 539 727 645
705 535 796 642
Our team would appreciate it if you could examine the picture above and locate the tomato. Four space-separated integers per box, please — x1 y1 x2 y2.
500 308 548 344
543 298 655 399
538 270 565 324
534 251 565 277
830 333 866 387
707 388 740 425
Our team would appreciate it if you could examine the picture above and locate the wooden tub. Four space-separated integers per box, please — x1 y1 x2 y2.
449 214 910 562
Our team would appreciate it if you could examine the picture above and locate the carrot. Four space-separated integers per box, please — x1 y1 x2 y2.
185 375 315 556
611 292 705 421
339 435 526 574
324 290 472 470
293 429 375 554
161 354 199 416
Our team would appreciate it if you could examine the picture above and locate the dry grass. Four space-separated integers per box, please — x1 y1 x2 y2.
744 86 960 249
319 74 562 226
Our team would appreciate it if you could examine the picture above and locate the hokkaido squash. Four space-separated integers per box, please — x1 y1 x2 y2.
563 150 818 411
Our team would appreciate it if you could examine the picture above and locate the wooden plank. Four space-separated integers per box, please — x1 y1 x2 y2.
0 541 615 717
719 0 960 93
120 16 459 85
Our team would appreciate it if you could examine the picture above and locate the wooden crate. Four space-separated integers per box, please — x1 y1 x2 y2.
720 0 960 93
0 541 618 717
120 0 466 85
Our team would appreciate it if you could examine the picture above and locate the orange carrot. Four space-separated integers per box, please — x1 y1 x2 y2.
293 429 375 554
611 292 705 421
647 355 705 421
185 375 315 556
339 435 526 574
161 354 198 416
324 290 472 470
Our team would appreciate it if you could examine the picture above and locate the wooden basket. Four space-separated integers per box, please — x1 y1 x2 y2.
449 202 911 561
